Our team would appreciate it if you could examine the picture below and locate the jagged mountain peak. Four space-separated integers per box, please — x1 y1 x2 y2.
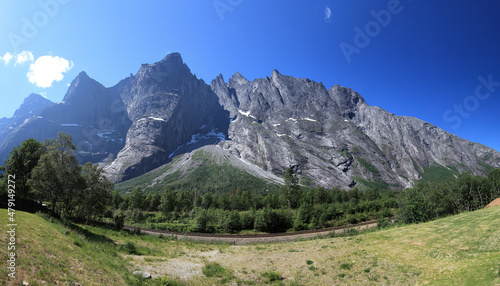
25 93 49 101
214 73 225 85
158 52 183 65
229 72 249 86
13 93 53 119
271 69 282 78
138 52 191 77
63 71 105 104
76 70 90 79
328 84 366 115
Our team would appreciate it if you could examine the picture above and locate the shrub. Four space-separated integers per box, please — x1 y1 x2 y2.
151 222 191 232
340 263 352 270
203 262 232 279
157 275 186 286
132 227 141 235
293 204 313 231
146 213 168 224
122 241 138 255
377 217 390 229
346 214 359 224
261 270 282 282
127 208 145 223
103 209 113 218
377 208 393 218
240 211 256 230
221 210 241 233
254 208 292 233
113 210 125 229
192 209 209 233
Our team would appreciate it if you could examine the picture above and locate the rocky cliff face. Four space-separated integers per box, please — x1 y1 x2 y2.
0 74 131 164
103 53 229 182
1 53 498 189
0 93 54 161
211 70 500 189
0 93 54 140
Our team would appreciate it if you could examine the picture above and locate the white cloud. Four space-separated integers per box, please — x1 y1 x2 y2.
324 7 332 22
40 92 48 98
15 51 34 65
1 52 13 65
27 56 73 88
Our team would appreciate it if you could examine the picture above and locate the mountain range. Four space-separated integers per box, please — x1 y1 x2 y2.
1 53 499 190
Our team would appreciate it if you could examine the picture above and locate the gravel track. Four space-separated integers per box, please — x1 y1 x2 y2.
121 220 379 245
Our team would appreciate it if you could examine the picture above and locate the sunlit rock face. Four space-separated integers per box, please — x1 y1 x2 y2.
211 69 500 189
1 53 498 188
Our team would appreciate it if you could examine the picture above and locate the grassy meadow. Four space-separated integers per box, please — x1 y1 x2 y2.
1 206 499 285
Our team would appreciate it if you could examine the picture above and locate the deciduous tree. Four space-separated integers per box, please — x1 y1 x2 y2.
29 132 83 217
2 138 44 200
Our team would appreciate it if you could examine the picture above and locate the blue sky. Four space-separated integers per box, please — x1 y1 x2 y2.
0 0 499 151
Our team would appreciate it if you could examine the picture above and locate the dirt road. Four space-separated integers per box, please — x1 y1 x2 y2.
122 220 379 245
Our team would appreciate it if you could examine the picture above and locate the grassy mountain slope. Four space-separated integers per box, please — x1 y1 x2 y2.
0 209 128 285
363 207 500 285
115 145 282 194
1 206 499 285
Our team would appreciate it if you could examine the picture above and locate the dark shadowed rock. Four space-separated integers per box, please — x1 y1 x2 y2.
104 53 229 182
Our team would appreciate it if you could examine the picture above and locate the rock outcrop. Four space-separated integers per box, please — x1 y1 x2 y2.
211 70 500 189
104 53 229 181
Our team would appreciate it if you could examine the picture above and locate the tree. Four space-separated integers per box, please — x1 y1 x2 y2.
240 210 256 230
254 207 292 233
293 203 313 231
176 190 194 212
397 185 430 224
192 208 209 232
229 189 243 210
29 132 83 217
281 168 303 208
77 162 113 222
488 169 500 199
0 165 5 197
2 138 44 200
159 189 176 215
111 190 123 209
130 187 144 210
148 193 161 211
263 193 282 209
113 210 125 229
221 210 241 233
201 192 213 209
